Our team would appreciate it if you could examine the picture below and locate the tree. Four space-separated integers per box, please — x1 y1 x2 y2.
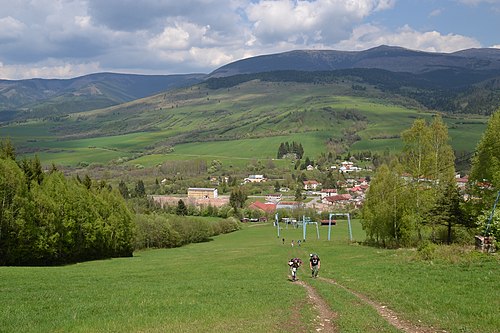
362 162 412 246
176 199 188 216
82 174 92 190
470 110 500 189
426 183 465 244
429 115 456 184
469 110 500 228
135 180 146 197
401 117 456 242
20 156 44 188
294 187 303 202
118 180 129 199
0 138 16 160
277 142 286 159
401 119 433 179
229 187 247 210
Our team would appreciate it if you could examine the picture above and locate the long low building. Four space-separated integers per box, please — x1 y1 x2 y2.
187 187 218 199
151 195 229 208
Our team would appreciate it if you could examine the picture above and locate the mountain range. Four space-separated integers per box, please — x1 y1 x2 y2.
1 45 500 123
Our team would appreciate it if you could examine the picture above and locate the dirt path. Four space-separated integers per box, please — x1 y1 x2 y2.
319 277 448 333
296 280 338 332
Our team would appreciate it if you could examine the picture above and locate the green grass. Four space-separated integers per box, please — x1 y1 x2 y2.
1 219 498 332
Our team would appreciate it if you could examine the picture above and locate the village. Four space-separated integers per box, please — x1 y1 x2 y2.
151 158 472 222
151 161 368 213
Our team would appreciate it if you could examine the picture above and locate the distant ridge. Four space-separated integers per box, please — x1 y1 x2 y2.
209 45 500 77
0 72 205 120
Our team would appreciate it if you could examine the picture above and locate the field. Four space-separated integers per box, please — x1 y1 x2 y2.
1 219 498 333
0 81 488 168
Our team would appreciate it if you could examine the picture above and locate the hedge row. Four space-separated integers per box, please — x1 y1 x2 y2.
134 214 241 250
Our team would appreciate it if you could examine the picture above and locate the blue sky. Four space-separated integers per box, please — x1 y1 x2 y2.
0 0 499 79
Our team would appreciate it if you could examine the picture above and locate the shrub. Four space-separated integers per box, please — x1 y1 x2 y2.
134 214 241 250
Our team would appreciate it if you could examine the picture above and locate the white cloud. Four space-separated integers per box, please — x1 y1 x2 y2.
429 8 443 17
245 0 395 45
334 24 481 52
0 61 101 80
0 16 26 41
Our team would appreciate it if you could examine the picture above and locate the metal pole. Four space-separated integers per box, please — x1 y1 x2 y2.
303 215 306 240
316 222 320 239
276 213 280 237
347 213 352 241
328 213 333 241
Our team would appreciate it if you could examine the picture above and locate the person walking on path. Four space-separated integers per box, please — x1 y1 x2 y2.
288 257 303 282
309 253 320 278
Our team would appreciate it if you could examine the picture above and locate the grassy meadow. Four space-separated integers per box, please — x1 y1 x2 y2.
1 81 488 167
1 219 498 333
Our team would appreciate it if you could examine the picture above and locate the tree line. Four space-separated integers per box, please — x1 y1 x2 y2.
277 141 304 159
362 112 500 247
0 143 135 265
0 141 243 266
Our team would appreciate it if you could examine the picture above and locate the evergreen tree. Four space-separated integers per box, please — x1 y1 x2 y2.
298 143 304 159
176 199 188 216
277 142 286 159
294 187 303 202
20 156 44 188
135 180 146 197
0 138 16 160
118 180 129 199
229 187 247 210
426 183 464 244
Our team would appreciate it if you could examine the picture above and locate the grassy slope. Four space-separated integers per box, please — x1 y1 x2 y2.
1 80 488 167
1 220 498 333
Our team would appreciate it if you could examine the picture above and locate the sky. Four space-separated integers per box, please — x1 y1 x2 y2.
0 0 499 80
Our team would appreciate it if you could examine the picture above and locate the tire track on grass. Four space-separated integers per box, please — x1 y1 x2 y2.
319 277 448 333
296 281 338 333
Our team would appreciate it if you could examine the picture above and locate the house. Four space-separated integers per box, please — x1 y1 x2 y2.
188 187 218 199
357 177 369 186
277 201 301 210
306 164 314 171
320 188 337 199
322 194 352 206
244 174 267 183
456 175 468 189
347 186 363 195
248 201 276 214
339 161 361 173
303 180 321 190
265 193 282 203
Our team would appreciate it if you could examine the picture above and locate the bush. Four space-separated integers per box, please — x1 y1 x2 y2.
417 242 437 261
134 214 241 250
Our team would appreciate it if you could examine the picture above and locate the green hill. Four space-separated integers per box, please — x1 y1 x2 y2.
0 73 205 121
1 73 489 168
